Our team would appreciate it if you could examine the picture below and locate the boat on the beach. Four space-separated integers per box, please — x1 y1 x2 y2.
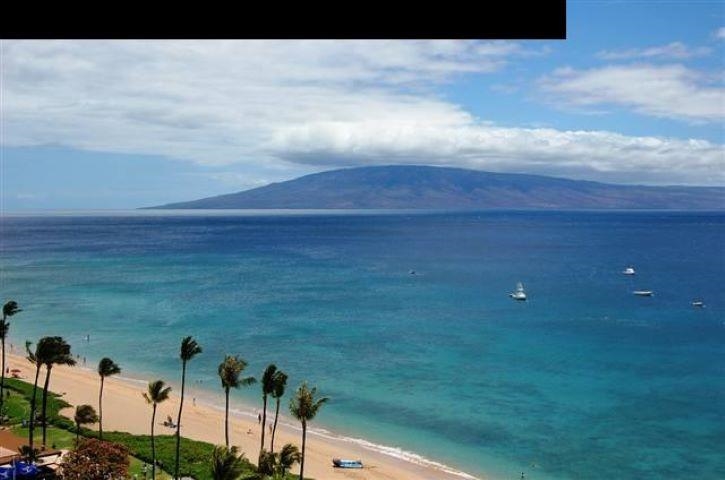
509 282 527 301
332 458 363 468
633 290 654 297
622 266 636 275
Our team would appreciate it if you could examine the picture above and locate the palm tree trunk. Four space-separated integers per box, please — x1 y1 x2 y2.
174 361 186 480
41 365 52 447
29 364 41 452
224 387 230 448
271 397 280 453
151 403 157 480
99 376 104 440
299 420 306 480
75 422 80 443
0 331 6 423
260 394 267 452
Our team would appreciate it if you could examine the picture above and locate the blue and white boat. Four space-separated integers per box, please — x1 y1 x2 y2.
332 458 363 468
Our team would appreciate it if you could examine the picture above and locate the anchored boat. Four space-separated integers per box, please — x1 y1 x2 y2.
510 282 527 301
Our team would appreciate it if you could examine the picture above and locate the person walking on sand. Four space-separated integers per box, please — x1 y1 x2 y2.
258 412 262 424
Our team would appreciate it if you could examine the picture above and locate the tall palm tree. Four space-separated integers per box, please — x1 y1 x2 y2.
174 336 202 480
218 355 255 447
0 301 22 421
39 337 75 446
289 382 328 480
73 404 98 442
210 445 247 480
259 364 278 453
143 379 172 480
25 337 54 452
269 370 288 453
97 357 121 440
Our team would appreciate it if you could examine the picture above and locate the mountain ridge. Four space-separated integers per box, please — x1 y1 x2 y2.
148 165 725 210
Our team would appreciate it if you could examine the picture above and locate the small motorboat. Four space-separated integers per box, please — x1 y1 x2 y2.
332 458 363 468
692 300 705 308
633 290 654 297
509 282 527 301
622 266 636 275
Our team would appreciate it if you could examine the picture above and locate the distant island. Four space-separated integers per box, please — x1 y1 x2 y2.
148 165 725 210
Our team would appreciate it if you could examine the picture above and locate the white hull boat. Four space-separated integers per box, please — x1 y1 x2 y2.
510 282 527 301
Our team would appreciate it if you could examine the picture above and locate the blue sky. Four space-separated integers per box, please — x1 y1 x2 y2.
1 0 723 209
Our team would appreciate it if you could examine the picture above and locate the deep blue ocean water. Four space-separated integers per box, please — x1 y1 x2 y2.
1 210 723 479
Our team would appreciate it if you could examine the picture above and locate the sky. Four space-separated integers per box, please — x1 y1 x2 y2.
1 1 724 209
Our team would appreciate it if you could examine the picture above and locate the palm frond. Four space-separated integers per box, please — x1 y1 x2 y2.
180 335 202 361
98 357 121 377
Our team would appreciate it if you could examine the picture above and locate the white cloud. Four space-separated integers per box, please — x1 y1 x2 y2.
539 64 725 122
269 121 725 185
1 40 508 166
1 40 723 187
715 27 725 39
597 42 711 60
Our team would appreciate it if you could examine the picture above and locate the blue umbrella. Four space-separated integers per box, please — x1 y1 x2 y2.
0 466 12 480
15 461 38 478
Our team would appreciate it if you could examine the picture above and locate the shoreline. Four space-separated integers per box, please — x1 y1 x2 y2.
4 352 484 480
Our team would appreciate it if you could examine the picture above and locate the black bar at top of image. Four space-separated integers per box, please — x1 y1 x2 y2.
1 1 566 40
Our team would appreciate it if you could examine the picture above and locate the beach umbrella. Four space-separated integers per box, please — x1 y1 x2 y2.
0 466 12 480
14 462 37 478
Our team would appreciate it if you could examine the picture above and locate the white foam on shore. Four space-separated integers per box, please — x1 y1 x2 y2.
221 404 482 480
74 363 483 480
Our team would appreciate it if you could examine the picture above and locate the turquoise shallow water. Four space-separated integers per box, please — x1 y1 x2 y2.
1 210 723 479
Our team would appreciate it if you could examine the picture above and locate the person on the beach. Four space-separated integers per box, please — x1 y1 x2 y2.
258 413 261 424
192 397 196 406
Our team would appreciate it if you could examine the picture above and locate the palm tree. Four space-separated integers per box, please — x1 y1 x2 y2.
0 301 22 421
289 382 328 480
73 404 98 442
269 370 288 453
174 336 202 480
277 443 301 477
257 443 301 479
25 338 49 452
143 379 172 480
210 445 246 480
218 355 255 447
97 357 121 440
39 337 75 447
259 364 278 453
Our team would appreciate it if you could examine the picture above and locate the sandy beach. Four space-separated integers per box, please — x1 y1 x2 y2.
4 352 480 480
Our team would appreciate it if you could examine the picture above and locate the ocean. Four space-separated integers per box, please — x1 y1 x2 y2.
1 210 723 479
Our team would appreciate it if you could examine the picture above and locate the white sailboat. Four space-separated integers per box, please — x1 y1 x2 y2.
510 282 527 301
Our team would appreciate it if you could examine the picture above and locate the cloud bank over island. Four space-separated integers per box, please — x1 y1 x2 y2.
2 39 724 191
